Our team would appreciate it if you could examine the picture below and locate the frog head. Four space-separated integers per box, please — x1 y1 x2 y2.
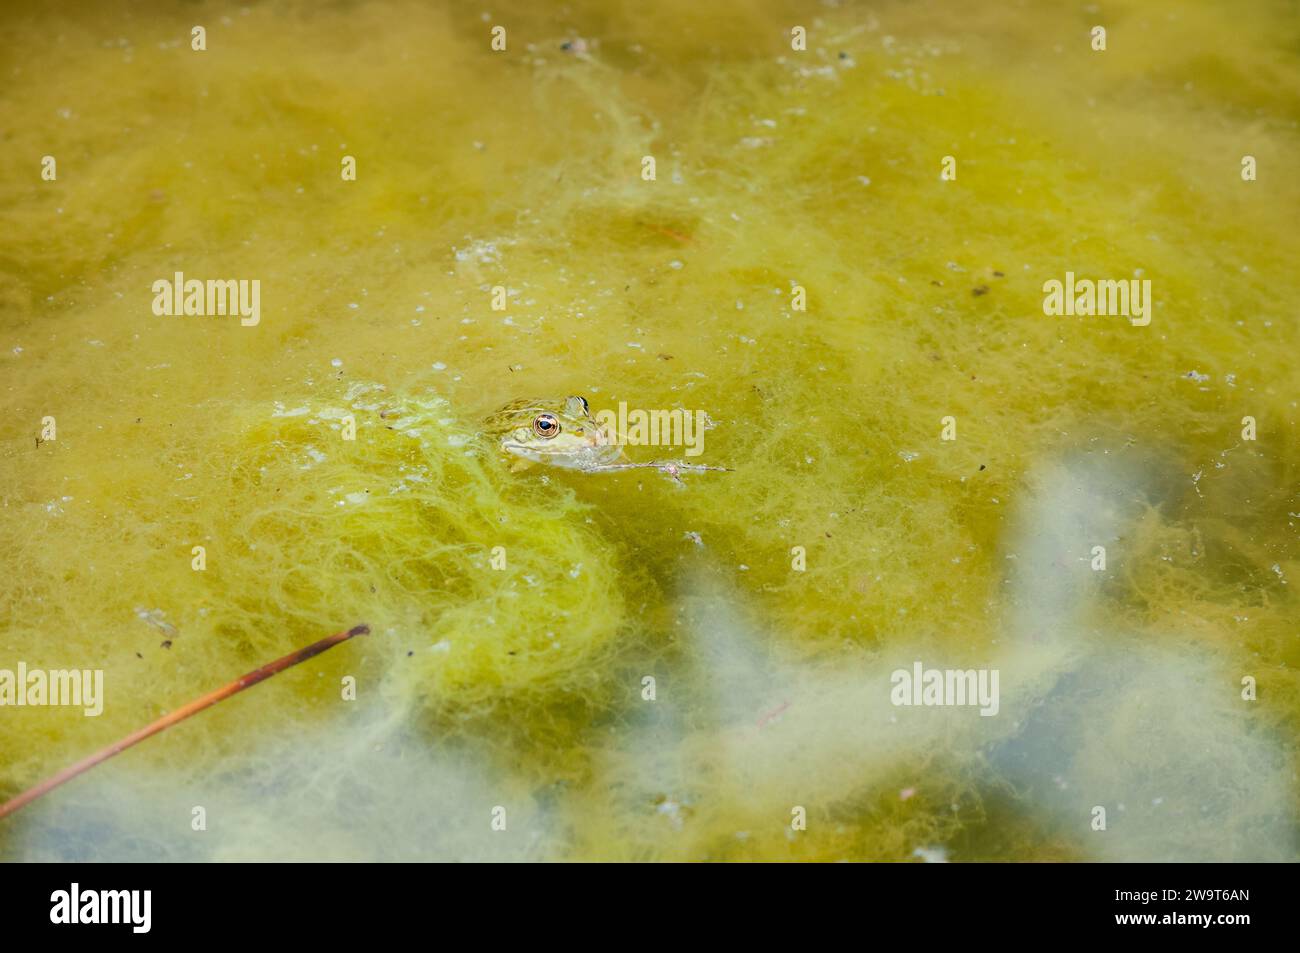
482 395 622 471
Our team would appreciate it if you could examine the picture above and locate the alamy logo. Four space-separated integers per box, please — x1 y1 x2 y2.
50 884 151 933
593 402 710 457
890 661 1000 716
151 271 261 326
0 663 103 716
1042 271 1151 326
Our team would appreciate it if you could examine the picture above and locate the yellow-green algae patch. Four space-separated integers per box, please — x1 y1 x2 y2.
0 0 1297 860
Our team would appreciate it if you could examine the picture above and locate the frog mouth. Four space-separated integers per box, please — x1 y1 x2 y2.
500 441 581 460
500 441 546 460
502 429 607 453
500 439 619 469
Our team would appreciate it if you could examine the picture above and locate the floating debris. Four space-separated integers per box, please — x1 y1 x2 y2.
134 607 177 638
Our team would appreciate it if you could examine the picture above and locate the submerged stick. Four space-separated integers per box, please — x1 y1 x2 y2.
0 623 370 821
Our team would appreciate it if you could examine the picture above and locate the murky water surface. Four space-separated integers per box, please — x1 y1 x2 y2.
1 0 1296 860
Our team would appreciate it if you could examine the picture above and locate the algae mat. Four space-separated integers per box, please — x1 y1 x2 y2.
0 0 1297 861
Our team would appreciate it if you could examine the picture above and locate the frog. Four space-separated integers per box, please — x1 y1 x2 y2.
482 395 731 480
482 395 626 472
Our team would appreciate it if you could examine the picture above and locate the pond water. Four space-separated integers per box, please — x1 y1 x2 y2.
1 0 1296 861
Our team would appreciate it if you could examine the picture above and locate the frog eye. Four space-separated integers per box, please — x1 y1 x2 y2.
532 413 561 438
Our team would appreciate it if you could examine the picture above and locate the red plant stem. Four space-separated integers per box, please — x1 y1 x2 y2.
0 623 370 821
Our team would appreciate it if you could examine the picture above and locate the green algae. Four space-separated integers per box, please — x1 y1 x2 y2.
0 0 1297 861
